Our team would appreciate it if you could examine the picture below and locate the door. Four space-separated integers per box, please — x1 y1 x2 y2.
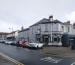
42 35 49 45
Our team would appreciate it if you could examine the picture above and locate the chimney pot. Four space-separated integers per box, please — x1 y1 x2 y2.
49 15 53 22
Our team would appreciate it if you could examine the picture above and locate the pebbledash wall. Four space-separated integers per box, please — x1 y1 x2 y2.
18 16 75 46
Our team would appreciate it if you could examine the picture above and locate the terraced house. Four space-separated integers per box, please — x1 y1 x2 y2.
0 32 8 42
18 16 75 46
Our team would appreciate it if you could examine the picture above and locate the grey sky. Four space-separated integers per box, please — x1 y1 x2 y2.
0 0 75 32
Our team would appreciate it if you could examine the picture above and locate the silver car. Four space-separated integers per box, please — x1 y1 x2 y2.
28 43 44 48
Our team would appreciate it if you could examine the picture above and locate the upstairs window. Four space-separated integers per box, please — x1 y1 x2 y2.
68 27 70 32
45 24 48 32
62 26 64 31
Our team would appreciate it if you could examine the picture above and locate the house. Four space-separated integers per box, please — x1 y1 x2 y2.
17 16 75 46
18 28 29 41
0 32 9 42
6 30 19 41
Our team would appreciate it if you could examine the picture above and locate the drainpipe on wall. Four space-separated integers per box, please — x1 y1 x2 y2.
49 15 53 43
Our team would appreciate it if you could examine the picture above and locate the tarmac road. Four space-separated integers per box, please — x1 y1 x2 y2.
0 43 75 65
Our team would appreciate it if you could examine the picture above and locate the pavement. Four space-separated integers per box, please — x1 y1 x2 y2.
0 43 75 65
0 53 24 65
0 53 17 65
0 54 16 65
42 47 75 59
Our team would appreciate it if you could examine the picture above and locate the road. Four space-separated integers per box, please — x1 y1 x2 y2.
0 43 75 65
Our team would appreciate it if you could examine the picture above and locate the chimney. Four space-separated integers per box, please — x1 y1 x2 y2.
21 26 24 30
67 21 70 24
49 15 53 22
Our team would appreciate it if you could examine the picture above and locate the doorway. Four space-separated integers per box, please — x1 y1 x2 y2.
42 35 49 45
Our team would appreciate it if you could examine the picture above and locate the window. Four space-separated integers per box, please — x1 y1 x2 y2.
45 24 48 32
54 38 57 42
32 27 33 34
68 27 70 32
62 26 64 31
36 34 41 42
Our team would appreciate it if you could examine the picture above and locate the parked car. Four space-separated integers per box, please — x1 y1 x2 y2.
20 41 29 47
0 40 5 43
28 43 44 49
10 41 17 46
5 40 16 45
16 41 20 46
71 38 75 50
16 40 29 47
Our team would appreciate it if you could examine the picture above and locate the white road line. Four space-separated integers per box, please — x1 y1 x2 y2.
0 53 24 65
41 57 63 63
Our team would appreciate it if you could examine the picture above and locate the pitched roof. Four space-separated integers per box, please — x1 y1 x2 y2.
0 32 9 35
19 28 29 33
63 21 71 25
30 18 63 27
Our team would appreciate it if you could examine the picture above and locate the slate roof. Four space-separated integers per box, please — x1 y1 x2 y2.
30 18 63 27
0 32 9 35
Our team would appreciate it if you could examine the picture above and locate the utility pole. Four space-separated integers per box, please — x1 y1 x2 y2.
9 27 14 41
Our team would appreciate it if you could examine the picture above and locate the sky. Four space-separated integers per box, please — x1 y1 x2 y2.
0 0 75 32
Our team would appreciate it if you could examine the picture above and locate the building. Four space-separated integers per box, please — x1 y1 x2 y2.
0 32 9 41
18 28 29 41
17 16 75 46
6 30 19 41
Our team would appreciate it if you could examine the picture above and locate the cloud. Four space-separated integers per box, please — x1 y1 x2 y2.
65 11 75 23
0 19 21 32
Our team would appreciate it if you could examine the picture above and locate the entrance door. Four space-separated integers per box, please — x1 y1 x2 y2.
42 35 49 45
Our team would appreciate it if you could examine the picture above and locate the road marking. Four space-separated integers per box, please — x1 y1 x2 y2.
71 62 75 65
0 53 24 65
41 57 63 63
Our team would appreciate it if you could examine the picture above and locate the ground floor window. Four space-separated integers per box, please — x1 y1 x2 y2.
37 38 41 43
36 34 61 43
54 37 60 43
54 37 57 42
36 34 41 43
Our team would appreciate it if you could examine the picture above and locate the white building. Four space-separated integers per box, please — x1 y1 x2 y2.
18 16 75 46
0 32 8 41
6 30 19 41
